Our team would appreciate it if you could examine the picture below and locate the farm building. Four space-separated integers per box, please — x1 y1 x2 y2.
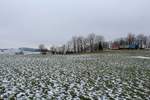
110 43 140 50
128 44 139 49
111 43 120 50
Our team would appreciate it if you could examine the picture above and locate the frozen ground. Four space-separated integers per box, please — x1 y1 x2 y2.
0 50 150 100
131 56 150 59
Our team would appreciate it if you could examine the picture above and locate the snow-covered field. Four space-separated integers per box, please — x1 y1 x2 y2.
0 51 150 100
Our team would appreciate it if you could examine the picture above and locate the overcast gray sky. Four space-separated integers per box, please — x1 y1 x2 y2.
0 0 150 48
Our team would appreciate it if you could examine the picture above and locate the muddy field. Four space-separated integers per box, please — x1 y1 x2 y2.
0 50 150 100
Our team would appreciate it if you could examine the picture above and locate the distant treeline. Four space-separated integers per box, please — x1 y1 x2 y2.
39 33 150 55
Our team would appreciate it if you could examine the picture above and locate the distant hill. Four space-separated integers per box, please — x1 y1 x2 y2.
19 47 40 52
0 49 8 52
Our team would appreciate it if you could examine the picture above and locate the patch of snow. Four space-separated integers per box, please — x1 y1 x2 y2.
130 56 150 59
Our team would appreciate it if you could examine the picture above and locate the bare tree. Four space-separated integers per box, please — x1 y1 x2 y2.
66 41 72 53
147 35 150 48
127 33 136 45
118 38 125 45
136 34 147 48
72 36 77 53
115 38 128 49
50 46 56 54
39 44 45 50
87 33 96 52
39 44 48 55
95 35 104 51
76 36 84 53
83 38 88 52
136 34 148 49
61 45 66 54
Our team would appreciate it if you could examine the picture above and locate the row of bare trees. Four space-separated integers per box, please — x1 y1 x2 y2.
38 33 150 55
48 33 105 54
